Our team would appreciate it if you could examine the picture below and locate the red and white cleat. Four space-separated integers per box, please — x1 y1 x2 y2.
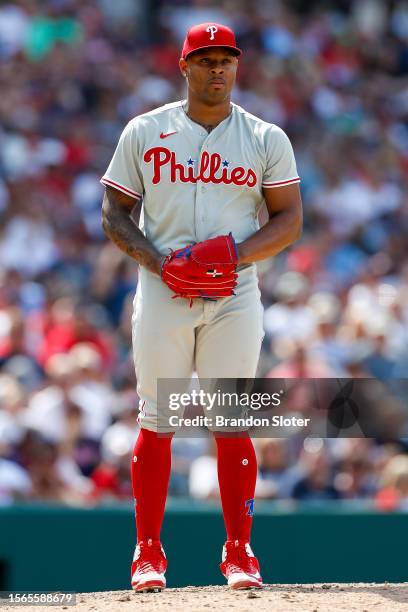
131 539 167 593
220 540 263 590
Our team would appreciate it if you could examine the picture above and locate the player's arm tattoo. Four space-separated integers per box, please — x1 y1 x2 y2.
101 186 163 276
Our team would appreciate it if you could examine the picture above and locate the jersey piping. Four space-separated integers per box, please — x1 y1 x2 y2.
100 177 142 199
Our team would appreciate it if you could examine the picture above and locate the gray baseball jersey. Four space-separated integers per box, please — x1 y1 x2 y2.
101 100 300 431
101 101 300 252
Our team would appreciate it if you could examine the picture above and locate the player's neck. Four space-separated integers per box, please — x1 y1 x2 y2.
183 97 232 132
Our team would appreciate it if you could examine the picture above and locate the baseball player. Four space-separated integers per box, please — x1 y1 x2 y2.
101 22 302 592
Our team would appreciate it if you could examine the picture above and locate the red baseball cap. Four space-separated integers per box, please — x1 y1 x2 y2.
181 22 242 59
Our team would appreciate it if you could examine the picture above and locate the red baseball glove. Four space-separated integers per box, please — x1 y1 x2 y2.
161 233 238 305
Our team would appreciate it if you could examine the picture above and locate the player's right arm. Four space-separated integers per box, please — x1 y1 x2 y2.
101 186 162 276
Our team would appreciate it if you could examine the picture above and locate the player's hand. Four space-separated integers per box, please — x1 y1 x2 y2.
160 233 238 305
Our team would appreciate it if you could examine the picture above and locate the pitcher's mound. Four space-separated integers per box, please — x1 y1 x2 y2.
4 584 408 611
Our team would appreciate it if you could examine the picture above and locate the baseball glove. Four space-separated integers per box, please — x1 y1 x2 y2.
161 233 238 305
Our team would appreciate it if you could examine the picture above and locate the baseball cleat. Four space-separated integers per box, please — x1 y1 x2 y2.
131 539 167 592
220 540 263 590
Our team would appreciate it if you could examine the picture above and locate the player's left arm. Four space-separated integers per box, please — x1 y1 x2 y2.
236 183 303 265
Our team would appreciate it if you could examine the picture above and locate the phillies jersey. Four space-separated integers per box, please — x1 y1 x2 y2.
101 101 300 253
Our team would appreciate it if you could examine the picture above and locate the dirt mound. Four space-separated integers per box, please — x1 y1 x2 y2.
3 584 407 612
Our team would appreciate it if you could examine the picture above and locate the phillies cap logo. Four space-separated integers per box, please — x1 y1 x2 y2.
206 25 218 40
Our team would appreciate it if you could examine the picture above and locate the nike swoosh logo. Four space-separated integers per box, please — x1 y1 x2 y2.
160 131 178 139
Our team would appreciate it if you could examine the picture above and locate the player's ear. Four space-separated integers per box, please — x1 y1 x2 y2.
179 58 187 78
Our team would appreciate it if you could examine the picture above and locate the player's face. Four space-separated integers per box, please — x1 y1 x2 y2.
180 48 238 105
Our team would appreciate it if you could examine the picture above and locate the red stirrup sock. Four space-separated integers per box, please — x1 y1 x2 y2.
215 434 257 542
131 428 173 543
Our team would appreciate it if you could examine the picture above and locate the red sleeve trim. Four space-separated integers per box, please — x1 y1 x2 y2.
262 177 301 188
100 177 142 199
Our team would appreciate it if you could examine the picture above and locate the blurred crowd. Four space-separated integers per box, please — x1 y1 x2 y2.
0 0 408 508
